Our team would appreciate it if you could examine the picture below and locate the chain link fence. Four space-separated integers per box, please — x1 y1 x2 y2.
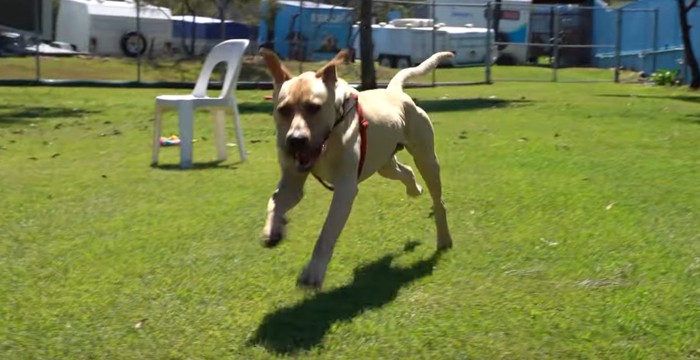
0 0 685 88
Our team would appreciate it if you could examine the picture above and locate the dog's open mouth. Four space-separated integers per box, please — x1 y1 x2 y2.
292 146 324 172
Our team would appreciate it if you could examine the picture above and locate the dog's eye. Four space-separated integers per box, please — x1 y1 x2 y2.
304 103 322 114
277 105 293 118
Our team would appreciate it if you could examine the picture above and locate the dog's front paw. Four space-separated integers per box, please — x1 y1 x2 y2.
437 236 453 251
297 265 325 290
261 218 287 248
262 231 284 248
407 184 423 197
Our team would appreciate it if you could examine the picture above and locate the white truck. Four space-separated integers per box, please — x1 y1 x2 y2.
432 0 532 64
352 18 495 68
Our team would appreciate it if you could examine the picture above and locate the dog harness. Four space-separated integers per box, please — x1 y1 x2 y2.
313 93 368 191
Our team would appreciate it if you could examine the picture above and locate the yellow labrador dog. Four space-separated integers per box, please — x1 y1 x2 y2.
260 49 453 288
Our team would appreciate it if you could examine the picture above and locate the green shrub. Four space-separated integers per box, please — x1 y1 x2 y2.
650 69 677 86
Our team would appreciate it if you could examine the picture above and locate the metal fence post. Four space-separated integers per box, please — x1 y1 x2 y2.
298 0 304 73
136 0 142 83
614 8 622 83
651 8 658 71
485 2 492 84
431 0 437 87
552 5 560 82
34 0 41 82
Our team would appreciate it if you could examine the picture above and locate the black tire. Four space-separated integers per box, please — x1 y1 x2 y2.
378 55 397 68
396 56 411 69
120 32 147 57
496 54 517 66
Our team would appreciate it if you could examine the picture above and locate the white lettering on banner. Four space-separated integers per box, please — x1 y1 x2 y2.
450 11 473 18
310 13 345 23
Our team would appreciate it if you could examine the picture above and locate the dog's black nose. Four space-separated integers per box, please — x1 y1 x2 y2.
286 135 309 151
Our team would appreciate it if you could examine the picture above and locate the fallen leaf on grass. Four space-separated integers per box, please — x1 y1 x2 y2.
134 318 148 330
606 203 615 210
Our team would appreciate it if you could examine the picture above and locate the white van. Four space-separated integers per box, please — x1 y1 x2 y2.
352 18 496 68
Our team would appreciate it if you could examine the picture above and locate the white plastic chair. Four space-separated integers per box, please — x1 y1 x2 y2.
151 39 249 169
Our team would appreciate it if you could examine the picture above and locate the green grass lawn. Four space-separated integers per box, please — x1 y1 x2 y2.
1 74 699 358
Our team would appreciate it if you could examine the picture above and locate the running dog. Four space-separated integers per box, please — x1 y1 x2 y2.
260 49 454 288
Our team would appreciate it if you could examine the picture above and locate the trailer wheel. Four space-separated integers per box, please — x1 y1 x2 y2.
496 53 517 66
378 55 396 68
120 32 147 57
396 57 411 69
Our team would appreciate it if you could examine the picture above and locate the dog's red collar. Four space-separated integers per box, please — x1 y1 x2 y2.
355 93 369 178
313 93 368 191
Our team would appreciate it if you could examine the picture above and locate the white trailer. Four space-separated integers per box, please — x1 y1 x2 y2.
352 18 495 68
432 0 532 64
56 0 173 57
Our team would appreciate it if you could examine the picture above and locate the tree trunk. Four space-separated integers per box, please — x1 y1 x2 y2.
678 0 700 89
360 0 376 90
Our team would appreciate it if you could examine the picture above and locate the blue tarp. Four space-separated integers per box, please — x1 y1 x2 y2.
259 0 354 61
592 0 700 80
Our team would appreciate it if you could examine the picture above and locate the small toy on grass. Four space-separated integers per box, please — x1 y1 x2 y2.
159 135 181 146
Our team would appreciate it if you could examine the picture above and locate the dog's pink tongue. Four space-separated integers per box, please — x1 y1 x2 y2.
295 151 314 170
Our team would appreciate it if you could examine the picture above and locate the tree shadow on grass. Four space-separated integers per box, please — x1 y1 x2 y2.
679 114 700 125
415 97 531 113
237 101 274 114
597 94 700 104
0 105 102 126
248 242 444 355
151 160 240 171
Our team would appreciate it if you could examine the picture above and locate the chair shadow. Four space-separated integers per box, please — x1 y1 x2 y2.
248 242 444 355
151 160 240 171
416 98 531 113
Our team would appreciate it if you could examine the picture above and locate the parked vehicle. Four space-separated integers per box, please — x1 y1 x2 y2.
352 18 496 68
0 31 31 57
432 0 532 65
55 0 173 57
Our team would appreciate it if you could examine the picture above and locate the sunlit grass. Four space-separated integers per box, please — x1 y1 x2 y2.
1 77 699 358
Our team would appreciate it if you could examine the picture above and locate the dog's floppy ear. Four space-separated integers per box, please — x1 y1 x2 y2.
260 48 292 84
315 49 350 84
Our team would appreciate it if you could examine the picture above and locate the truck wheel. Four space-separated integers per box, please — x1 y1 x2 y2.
378 55 396 68
396 57 411 69
120 32 147 57
496 54 517 66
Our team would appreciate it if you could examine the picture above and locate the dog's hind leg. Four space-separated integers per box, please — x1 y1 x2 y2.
405 109 453 250
378 156 423 197
262 168 308 248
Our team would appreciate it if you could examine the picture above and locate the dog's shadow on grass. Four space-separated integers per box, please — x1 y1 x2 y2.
415 97 531 113
248 241 443 354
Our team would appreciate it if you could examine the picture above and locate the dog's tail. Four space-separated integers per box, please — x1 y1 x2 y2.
387 52 454 93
